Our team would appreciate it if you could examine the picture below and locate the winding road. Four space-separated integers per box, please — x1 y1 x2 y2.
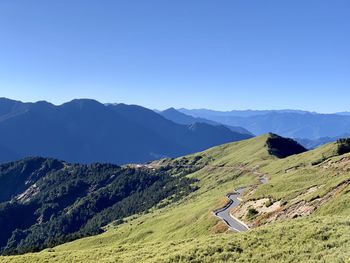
213 173 268 232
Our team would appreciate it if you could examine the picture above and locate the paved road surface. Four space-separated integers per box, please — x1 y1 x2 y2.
214 173 268 232
213 188 249 232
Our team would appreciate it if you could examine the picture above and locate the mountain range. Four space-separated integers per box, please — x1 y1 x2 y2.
0 98 251 165
178 108 350 141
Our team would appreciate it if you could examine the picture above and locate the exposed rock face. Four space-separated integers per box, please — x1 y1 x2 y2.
16 183 40 204
232 181 349 227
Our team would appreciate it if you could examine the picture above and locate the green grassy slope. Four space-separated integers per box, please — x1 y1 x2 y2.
2 134 350 262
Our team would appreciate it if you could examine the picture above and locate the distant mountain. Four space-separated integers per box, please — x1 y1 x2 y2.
296 133 350 149
159 108 253 136
0 98 251 164
336 112 350 116
296 137 335 149
179 108 350 140
179 108 313 118
160 108 218 125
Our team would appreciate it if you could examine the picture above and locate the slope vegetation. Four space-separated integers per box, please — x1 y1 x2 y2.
2 134 350 262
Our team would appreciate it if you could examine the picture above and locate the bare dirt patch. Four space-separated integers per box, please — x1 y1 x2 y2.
231 198 281 227
210 221 229 234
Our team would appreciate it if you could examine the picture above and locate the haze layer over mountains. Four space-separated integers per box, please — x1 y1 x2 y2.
176 108 350 148
1 97 350 165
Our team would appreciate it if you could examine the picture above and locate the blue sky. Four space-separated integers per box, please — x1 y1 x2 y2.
0 0 349 112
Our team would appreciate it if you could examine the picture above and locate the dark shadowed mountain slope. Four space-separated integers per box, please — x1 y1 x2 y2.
0 157 198 255
0 98 250 164
160 108 253 136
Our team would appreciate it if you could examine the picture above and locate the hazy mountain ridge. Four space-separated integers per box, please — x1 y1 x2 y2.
159 108 253 136
179 108 350 140
178 108 316 118
295 134 350 149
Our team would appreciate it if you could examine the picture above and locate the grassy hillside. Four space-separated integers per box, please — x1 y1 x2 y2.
2 134 350 262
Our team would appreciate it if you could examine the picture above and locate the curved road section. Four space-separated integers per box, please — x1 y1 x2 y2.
213 188 249 232
213 174 268 232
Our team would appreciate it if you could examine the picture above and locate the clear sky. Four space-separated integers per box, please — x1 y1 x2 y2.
0 0 349 112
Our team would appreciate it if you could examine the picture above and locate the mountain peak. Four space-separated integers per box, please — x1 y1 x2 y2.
163 107 177 112
65 98 102 106
161 107 185 116
61 99 106 112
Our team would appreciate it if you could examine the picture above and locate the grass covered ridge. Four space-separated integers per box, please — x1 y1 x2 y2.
2 134 350 262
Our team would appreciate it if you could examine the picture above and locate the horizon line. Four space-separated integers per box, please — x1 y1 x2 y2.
0 96 348 115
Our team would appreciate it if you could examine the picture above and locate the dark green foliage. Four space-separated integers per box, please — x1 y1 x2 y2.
0 157 198 255
266 133 307 158
246 208 259 220
336 138 350 155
